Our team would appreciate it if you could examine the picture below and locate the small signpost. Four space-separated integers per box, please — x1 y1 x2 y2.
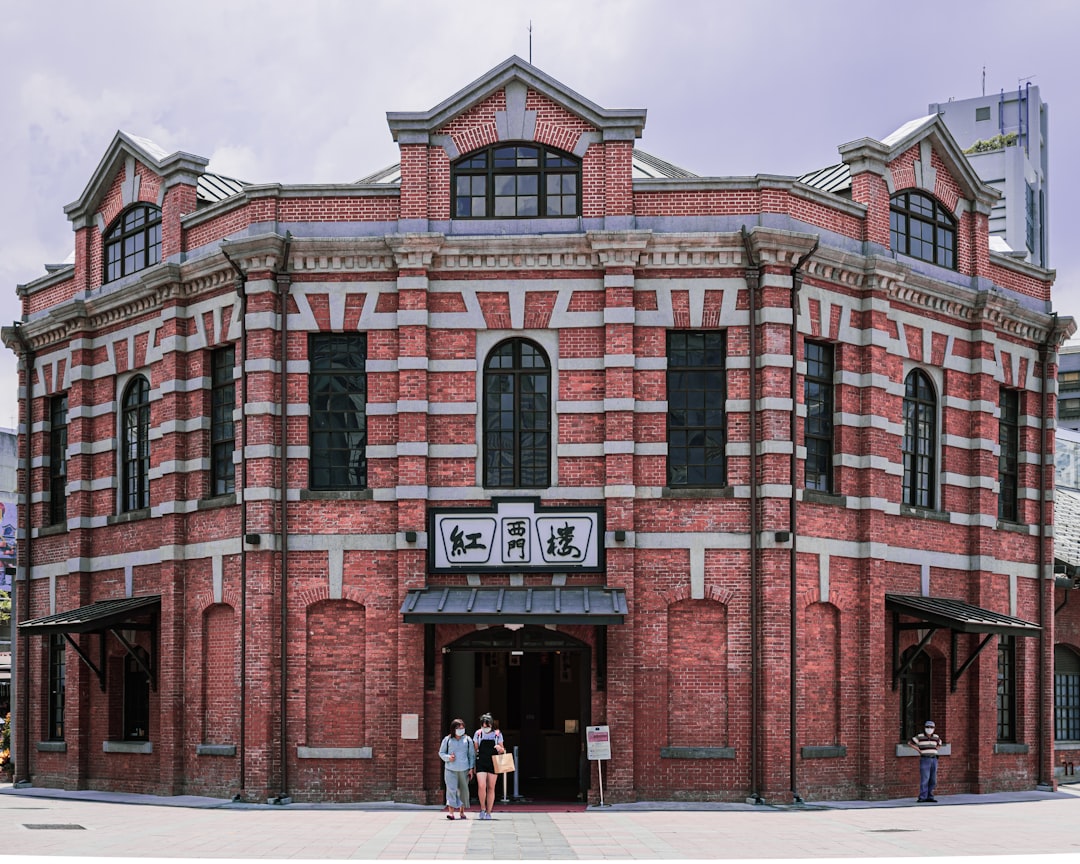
586 725 611 806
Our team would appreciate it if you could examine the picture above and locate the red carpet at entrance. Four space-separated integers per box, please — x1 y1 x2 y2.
485 801 587 812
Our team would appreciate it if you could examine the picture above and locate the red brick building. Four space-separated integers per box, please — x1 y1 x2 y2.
4 57 1074 804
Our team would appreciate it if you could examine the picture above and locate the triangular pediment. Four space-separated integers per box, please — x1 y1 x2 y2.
64 130 209 229
386 56 646 148
839 114 998 213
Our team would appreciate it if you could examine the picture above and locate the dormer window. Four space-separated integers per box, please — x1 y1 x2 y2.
452 144 580 219
104 204 162 282
889 191 956 269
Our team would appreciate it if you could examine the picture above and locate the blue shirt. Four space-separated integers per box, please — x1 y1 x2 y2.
438 732 476 772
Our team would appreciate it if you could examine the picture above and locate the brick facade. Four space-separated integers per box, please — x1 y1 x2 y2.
5 57 1074 805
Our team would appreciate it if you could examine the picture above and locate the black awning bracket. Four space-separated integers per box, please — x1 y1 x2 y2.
64 633 106 692
951 630 995 692
109 627 156 692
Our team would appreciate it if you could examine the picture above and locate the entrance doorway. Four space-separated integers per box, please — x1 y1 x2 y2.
444 626 590 801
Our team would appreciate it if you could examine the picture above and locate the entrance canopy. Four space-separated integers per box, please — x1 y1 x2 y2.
19 595 161 635
886 593 1040 692
401 586 626 624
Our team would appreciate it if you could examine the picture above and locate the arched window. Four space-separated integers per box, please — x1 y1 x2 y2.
1056 645 1080 741
902 369 936 509
890 191 956 269
899 647 931 742
104 204 162 283
122 376 151 512
483 339 551 488
452 143 580 219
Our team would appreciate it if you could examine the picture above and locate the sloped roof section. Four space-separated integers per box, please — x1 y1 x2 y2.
357 149 694 186
19 595 161 634
197 172 247 205
797 162 851 195
401 586 627 624
885 594 1040 636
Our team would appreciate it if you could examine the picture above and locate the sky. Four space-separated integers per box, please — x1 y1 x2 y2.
1 0 1079 431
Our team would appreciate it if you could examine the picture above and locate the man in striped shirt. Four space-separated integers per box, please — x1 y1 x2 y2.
909 719 943 802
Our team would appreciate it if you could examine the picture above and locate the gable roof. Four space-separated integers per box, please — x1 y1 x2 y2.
386 55 646 144
836 113 999 212
64 130 210 229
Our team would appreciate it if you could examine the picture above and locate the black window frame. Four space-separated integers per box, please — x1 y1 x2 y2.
997 635 1017 743
902 369 936 509
123 646 151 742
890 191 957 270
804 340 834 493
49 393 68 526
1055 645 1080 741
308 333 368 491
210 346 236 497
666 331 727 488
48 634 65 741
104 204 162 283
998 388 1019 522
483 338 552 489
121 376 150 512
451 143 581 220
899 646 931 742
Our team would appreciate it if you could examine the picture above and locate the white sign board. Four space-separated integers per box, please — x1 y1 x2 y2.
586 725 611 761
400 713 419 740
430 499 603 573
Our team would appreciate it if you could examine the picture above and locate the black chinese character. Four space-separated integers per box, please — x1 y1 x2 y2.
450 525 486 557
546 523 581 559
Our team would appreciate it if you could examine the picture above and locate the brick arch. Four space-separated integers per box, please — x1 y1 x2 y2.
192 586 241 615
295 585 370 610
660 585 734 608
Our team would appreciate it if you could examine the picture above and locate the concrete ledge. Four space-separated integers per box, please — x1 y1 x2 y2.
196 744 236 757
994 743 1029 755
299 489 373 501
197 494 236 511
103 741 153 754
297 747 373 759
107 508 151 526
896 743 951 757
35 741 67 753
801 745 847 759
660 747 735 760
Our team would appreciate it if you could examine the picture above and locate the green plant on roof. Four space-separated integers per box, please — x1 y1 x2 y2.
964 133 1018 154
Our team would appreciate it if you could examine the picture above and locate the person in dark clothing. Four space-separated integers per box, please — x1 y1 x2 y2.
472 712 505 820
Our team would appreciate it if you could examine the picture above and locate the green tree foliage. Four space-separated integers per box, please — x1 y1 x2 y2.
0 591 9 627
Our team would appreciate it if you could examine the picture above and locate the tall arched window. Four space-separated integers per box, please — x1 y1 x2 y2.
899 647 932 742
902 369 936 509
484 339 551 488
452 144 580 219
104 204 162 282
890 191 956 269
122 376 151 512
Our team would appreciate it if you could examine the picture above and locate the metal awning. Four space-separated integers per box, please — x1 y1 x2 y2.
18 596 160 692
19 595 161 634
885 594 1041 636
887 593 1040 693
401 586 627 624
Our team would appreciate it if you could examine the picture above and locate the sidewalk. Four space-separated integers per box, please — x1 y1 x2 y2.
1 781 1078 860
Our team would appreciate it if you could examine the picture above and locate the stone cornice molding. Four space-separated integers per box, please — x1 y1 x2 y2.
837 138 890 177
587 230 652 269
385 233 445 270
219 233 291 275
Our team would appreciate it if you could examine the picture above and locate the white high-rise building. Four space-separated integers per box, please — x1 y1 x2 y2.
930 84 1049 268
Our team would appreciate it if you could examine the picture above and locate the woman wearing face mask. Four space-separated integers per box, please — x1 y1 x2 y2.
438 718 475 820
472 712 505 820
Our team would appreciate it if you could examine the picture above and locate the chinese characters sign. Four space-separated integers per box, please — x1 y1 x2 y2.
429 499 603 573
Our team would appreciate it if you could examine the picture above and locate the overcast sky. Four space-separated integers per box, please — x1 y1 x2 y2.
2 0 1078 430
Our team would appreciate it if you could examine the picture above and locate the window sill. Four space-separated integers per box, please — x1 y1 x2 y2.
994 742 1029 755
107 508 151 526
1054 741 1080 750
196 744 236 757
197 494 236 511
802 490 845 507
661 486 734 500
801 745 847 759
36 741 67 753
37 523 68 538
103 741 152 754
300 489 373 501
297 746 373 759
996 520 1030 534
659 747 735 760
899 504 949 522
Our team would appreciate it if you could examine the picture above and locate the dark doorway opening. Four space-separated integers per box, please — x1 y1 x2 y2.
444 626 590 801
